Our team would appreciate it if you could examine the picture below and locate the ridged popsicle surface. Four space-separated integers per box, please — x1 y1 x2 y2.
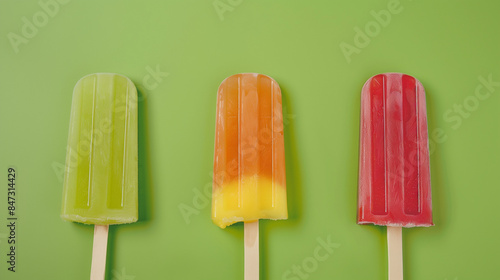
212 73 287 228
61 73 138 225
358 73 432 227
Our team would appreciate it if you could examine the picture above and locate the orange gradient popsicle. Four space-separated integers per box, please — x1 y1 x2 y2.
212 73 287 228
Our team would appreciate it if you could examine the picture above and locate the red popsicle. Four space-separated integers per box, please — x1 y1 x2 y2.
358 73 433 280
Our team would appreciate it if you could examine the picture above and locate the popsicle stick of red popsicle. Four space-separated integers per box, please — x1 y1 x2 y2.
358 73 433 280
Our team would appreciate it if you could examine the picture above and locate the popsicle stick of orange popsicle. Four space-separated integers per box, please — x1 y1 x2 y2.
244 221 259 280
212 73 288 280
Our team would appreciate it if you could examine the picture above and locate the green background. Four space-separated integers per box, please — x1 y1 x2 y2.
1 0 499 279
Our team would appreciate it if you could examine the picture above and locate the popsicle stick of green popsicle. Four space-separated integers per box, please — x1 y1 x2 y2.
61 73 138 279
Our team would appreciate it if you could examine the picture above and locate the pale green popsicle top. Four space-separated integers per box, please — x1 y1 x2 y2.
61 73 138 225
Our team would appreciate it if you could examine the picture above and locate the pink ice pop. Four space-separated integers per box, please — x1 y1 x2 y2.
358 73 433 280
358 73 433 227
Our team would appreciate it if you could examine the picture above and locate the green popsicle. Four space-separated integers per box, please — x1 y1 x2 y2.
61 73 138 280
61 73 138 224
61 73 138 225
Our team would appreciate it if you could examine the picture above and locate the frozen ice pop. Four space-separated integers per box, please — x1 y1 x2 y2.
61 73 138 224
212 73 287 229
61 73 138 280
358 73 433 280
212 73 287 280
358 73 432 227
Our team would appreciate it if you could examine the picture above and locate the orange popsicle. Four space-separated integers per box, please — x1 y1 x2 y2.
212 73 287 229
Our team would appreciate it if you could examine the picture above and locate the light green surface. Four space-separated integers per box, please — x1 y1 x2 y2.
0 0 499 279
61 74 138 225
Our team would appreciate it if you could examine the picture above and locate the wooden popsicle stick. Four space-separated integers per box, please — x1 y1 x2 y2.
244 221 259 280
387 226 403 280
90 225 109 280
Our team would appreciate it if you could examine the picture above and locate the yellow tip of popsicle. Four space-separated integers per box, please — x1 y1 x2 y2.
212 176 287 228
